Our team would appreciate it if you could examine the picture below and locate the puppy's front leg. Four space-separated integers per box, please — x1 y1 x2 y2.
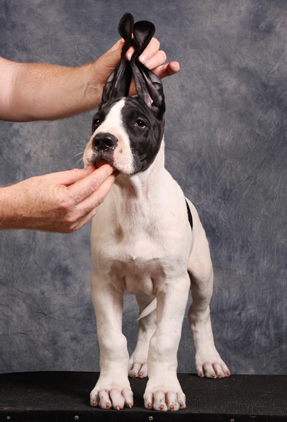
144 274 190 412
90 274 133 410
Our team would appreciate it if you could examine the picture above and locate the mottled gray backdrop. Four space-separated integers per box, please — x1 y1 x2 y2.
0 0 286 375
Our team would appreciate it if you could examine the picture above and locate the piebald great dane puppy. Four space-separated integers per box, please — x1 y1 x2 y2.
83 12 230 412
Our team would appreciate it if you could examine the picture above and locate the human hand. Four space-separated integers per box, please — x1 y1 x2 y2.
126 37 180 79
0 165 116 233
92 37 180 97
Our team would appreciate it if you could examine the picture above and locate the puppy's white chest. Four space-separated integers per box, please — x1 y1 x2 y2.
108 253 165 295
91 170 192 295
96 222 166 293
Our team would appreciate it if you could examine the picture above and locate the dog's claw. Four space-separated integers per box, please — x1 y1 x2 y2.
128 361 148 379
197 359 230 379
144 387 186 412
90 385 133 410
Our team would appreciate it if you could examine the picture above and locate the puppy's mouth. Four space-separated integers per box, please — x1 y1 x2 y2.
90 151 115 170
95 160 110 169
94 157 114 170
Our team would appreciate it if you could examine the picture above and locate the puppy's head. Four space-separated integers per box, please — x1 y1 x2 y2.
83 12 165 175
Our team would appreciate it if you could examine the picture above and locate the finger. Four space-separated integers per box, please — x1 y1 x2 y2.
106 38 125 53
139 37 161 64
93 41 124 86
47 167 95 186
126 37 160 62
68 164 115 204
67 203 98 232
102 44 123 68
78 171 116 210
145 50 167 71
65 171 117 232
153 61 180 79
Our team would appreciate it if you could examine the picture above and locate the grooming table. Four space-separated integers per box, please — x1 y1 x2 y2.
0 372 286 421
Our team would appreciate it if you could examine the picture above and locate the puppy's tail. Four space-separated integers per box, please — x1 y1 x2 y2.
138 298 157 320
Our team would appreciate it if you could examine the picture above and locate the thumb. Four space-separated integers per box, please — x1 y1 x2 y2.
48 168 95 187
94 40 125 86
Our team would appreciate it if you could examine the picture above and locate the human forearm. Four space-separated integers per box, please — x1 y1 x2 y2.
0 60 103 122
0 39 124 122
0 38 179 122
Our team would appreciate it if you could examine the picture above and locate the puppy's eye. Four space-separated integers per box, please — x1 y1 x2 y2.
135 119 146 129
92 118 101 131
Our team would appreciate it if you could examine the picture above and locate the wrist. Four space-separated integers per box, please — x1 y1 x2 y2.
81 62 103 111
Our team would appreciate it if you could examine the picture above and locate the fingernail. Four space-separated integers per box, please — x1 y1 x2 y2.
139 54 148 64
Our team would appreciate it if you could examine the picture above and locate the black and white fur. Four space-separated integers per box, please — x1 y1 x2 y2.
83 13 230 412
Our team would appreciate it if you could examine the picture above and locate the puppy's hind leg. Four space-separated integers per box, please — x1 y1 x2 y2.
129 292 156 379
187 201 230 379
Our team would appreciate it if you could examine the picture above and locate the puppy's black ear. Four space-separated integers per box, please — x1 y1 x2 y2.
131 19 165 118
101 12 134 104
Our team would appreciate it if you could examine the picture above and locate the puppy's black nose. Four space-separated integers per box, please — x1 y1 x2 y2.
93 133 117 152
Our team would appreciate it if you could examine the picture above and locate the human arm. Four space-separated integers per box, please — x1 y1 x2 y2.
0 39 179 122
0 37 180 233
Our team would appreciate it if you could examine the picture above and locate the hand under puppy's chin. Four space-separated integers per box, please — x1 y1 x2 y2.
94 161 120 177
95 160 113 169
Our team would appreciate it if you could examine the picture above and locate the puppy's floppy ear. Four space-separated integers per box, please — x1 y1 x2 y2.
101 12 134 104
131 19 165 118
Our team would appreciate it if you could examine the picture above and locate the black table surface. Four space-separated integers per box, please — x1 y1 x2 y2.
0 372 286 421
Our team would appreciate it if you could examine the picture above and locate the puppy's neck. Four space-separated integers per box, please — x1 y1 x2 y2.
113 138 165 200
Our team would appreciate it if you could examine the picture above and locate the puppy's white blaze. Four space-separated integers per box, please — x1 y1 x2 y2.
94 99 125 135
94 99 134 174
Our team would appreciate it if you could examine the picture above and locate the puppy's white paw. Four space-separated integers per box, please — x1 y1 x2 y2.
128 354 148 378
144 378 186 411
196 350 230 379
90 380 133 410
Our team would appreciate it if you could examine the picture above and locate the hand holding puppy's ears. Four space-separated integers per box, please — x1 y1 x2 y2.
101 12 165 118
101 12 134 104
131 19 165 117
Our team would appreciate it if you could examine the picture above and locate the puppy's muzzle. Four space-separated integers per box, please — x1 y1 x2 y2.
93 133 118 153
